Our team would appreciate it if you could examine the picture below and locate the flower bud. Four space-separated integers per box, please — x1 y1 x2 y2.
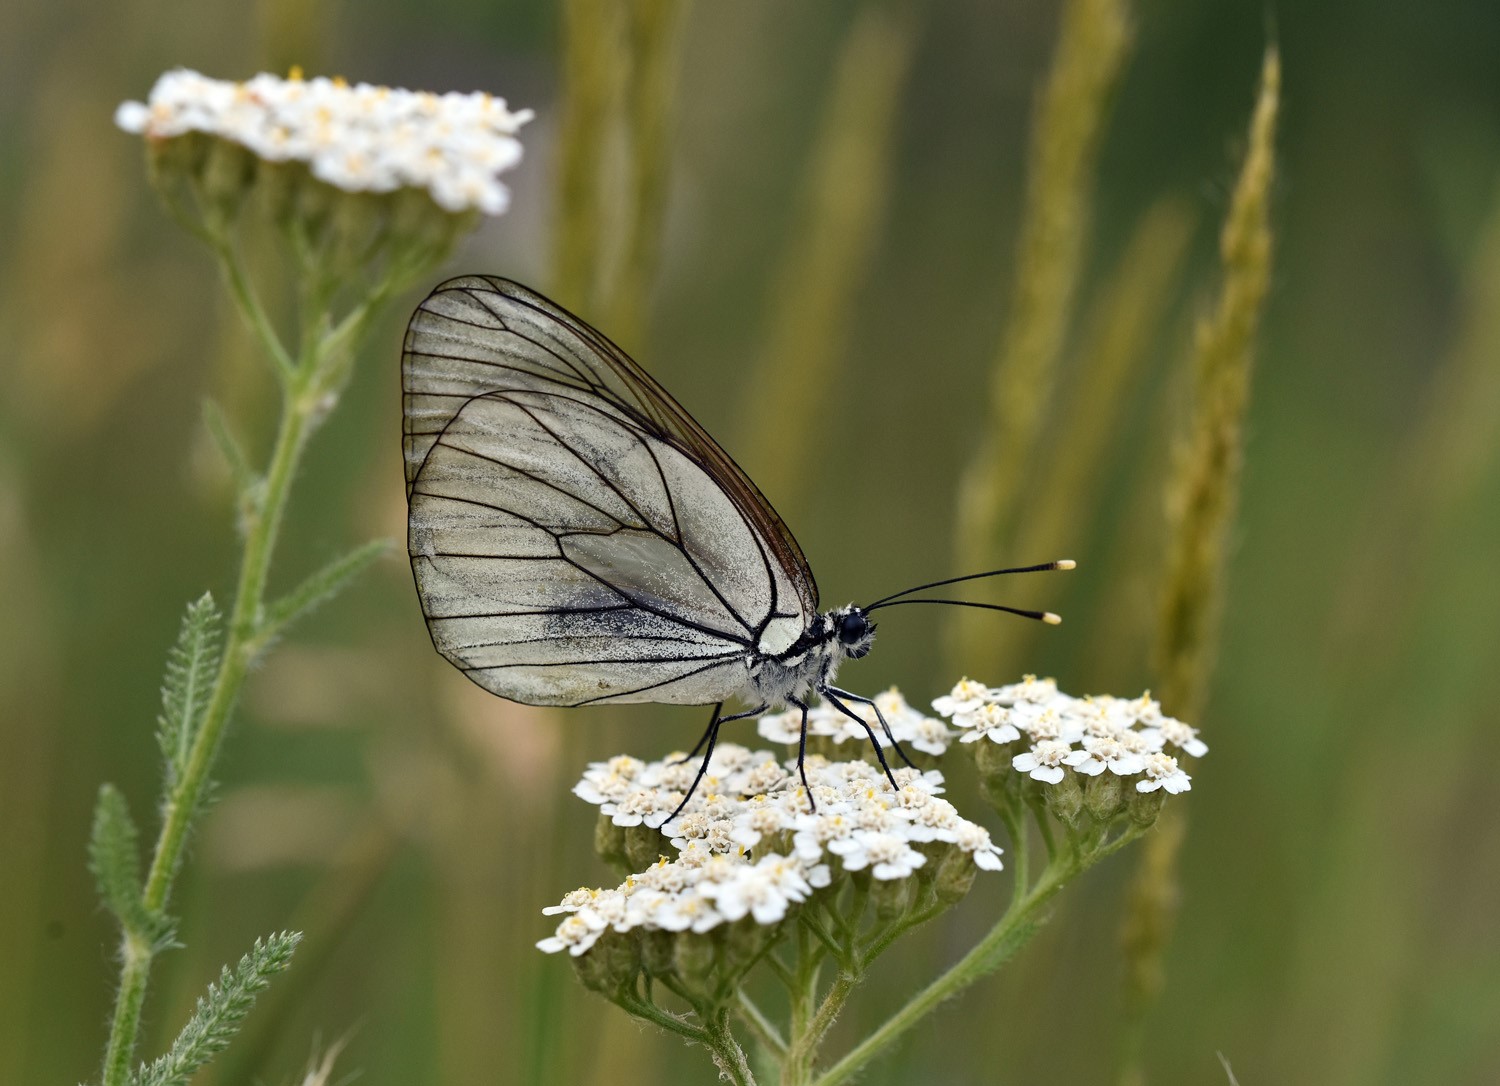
572 930 636 994
1128 787 1166 828
623 825 666 870
672 932 719 995
146 130 209 191
198 137 257 222
1083 772 1125 823
640 929 675 977
594 813 627 866
933 845 976 906
1043 770 1084 828
973 736 1013 786
725 915 779 968
870 873 913 921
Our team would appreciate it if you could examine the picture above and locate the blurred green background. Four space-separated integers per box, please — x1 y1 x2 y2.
4 0 1500 1083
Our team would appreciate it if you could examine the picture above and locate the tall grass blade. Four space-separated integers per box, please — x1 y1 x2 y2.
604 0 689 351
948 0 1133 674
996 198 1194 664
553 0 627 314
738 5 920 506
1118 48 1281 1086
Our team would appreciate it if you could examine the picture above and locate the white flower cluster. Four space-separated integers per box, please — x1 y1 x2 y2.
115 69 532 214
539 742 1002 956
757 688 956 756
936 675 1204 794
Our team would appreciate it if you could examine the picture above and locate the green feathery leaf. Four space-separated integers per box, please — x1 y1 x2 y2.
202 399 264 535
130 932 302 1086
201 399 259 501
156 594 224 788
89 785 175 950
89 785 146 932
259 538 390 644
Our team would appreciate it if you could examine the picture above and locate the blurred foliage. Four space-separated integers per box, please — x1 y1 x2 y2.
3 1 1500 1084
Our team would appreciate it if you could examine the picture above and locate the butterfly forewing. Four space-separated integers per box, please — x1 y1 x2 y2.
403 278 818 707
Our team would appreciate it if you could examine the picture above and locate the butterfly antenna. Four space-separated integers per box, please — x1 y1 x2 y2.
862 559 1075 609
862 598 1063 624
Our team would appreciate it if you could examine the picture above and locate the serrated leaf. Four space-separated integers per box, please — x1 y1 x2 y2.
89 784 149 931
130 931 302 1086
89 785 176 951
260 538 390 641
156 594 223 785
201 399 259 501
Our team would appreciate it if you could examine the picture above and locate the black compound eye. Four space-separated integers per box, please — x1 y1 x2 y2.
838 611 867 643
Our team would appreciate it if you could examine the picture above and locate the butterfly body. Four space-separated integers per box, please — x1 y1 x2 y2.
742 604 875 711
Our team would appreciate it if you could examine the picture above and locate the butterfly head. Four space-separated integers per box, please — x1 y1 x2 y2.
830 605 876 660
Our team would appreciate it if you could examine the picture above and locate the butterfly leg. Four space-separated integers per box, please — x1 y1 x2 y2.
787 695 816 812
665 703 769 821
822 685 917 768
821 687 901 792
667 706 723 824
667 702 724 766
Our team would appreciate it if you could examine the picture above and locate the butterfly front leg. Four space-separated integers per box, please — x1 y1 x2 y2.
821 684 917 769
820 686 902 792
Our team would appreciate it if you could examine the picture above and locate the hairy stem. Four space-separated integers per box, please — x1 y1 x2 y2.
99 265 331 1085
702 1008 756 1086
810 859 1077 1086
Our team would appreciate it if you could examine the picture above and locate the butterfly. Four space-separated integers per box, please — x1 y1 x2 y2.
402 276 1071 811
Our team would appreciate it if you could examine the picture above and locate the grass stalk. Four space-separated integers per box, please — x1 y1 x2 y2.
604 0 689 352
552 0 627 314
738 5 919 506
1117 48 1280 1086
948 0 1133 674
995 198 1194 664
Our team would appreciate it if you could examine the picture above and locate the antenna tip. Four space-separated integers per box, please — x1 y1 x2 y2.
1055 559 1077 570
1042 612 1063 625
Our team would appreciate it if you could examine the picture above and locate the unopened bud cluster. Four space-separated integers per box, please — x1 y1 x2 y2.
936 675 1206 828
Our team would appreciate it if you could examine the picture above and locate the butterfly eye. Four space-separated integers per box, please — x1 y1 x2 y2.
838 611 868 643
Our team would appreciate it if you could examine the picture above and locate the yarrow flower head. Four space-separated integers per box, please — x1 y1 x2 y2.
538 674 1203 1075
116 68 533 214
541 721 1001 960
932 676 1206 813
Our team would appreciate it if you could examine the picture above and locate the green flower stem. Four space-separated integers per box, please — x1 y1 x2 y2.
735 991 787 1061
617 988 707 1046
787 969 858 1083
212 236 296 382
703 1008 756 1086
100 932 152 1086
99 254 363 1086
798 909 845 964
1000 807 1031 909
809 858 1078 1086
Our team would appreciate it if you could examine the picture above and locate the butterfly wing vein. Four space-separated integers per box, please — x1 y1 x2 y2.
403 277 817 707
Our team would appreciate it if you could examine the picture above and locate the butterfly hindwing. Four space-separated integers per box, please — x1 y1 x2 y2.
407 373 804 705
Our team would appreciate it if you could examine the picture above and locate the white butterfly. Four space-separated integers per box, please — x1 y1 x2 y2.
402 276 1068 806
